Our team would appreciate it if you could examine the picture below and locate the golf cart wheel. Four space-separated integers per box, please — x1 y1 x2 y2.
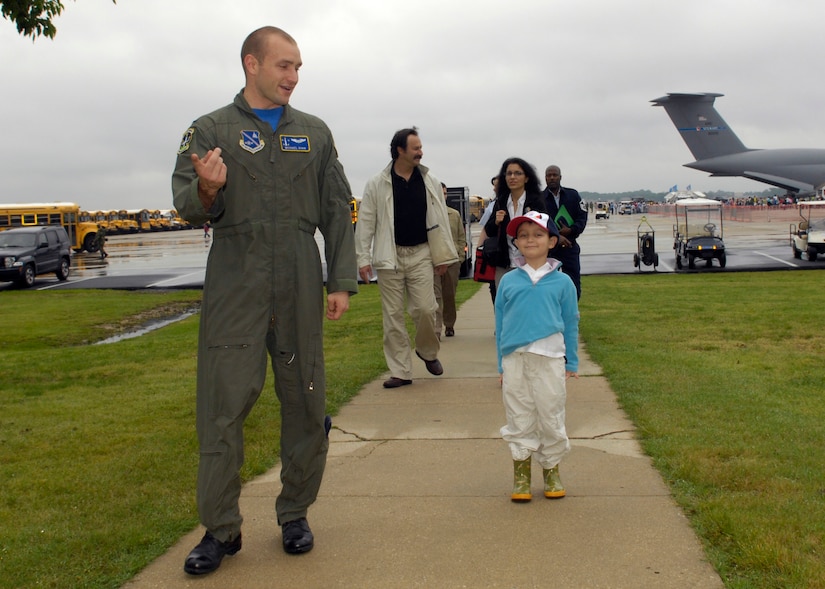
808 247 818 262
688 254 696 269
719 253 727 268
633 253 639 268
675 255 682 269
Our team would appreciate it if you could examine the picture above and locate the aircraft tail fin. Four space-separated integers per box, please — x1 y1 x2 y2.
651 93 748 161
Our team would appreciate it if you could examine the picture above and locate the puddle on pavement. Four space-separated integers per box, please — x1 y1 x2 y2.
94 309 198 345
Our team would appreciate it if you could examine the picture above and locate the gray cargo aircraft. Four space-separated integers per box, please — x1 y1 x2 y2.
651 92 825 196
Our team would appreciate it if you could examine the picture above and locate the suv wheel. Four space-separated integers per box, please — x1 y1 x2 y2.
17 264 36 288
56 257 70 281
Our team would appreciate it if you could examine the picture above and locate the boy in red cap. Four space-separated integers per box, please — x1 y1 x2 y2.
495 210 579 501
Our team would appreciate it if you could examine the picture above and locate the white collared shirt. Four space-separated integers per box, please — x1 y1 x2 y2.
506 193 526 267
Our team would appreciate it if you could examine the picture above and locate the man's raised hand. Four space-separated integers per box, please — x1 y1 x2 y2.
192 148 227 210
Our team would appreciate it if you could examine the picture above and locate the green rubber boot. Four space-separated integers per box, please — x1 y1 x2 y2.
543 465 566 499
511 459 532 502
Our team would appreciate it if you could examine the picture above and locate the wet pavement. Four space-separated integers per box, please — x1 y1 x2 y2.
1 207 822 292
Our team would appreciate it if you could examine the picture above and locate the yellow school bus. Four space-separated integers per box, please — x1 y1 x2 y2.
117 210 140 232
107 210 139 233
124 209 153 232
148 210 173 231
468 195 485 222
87 210 114 233
160 209 189 230
0 202 98 252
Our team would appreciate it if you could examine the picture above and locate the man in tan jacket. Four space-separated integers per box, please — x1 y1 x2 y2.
355 128 459 388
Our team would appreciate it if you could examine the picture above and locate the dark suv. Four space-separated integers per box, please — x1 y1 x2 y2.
0 226 72 287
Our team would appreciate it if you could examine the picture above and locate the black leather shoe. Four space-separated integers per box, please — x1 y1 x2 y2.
282 517 314 554
383 377 413 388
445 327 455 337
183 531 242 575
415 350 444 375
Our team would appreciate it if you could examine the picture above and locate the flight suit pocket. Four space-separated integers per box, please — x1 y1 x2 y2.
205 336 267 420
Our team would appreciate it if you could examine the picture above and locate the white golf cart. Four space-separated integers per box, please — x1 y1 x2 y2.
789 201 825 261
672 198 726 270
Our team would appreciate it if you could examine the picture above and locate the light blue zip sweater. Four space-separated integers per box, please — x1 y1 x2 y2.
494 259 580 373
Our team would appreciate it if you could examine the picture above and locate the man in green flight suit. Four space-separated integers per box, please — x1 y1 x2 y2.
172 26 358 576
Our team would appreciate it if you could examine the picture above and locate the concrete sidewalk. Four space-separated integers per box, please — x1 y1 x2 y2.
125 289 723 588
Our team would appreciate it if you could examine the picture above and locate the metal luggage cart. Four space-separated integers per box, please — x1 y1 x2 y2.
633 216 658 271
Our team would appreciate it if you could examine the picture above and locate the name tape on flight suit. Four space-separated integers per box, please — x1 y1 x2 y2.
280 135 310 152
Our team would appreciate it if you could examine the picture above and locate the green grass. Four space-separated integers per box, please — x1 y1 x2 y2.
3 273 825 588
579 272 825 589
0 282 481 589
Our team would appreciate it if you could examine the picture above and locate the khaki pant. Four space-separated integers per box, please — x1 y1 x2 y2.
434 260 461 333
376 244 440 380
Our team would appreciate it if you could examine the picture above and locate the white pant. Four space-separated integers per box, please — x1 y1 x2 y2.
500 351 570 468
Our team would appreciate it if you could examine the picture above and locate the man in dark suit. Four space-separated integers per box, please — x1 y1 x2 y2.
543 165 587 299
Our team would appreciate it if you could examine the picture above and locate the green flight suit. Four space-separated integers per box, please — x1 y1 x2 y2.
172 92 357 542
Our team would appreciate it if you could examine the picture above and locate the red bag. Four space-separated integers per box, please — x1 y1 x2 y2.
473 246 496 283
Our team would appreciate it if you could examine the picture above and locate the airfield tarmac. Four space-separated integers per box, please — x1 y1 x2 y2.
2 205 821 292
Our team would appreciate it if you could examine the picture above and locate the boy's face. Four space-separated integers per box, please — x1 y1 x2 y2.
515 222 558 260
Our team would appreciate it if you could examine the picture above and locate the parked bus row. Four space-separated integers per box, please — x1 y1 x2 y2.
0 203 197 253
81 208 194 233
2 199 367 253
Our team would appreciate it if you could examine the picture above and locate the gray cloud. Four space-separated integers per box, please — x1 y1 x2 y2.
1 0 823 212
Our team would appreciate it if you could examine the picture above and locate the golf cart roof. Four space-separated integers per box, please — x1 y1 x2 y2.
674 198 722 207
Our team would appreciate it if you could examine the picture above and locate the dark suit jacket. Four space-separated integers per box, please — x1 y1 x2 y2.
543 186 588 254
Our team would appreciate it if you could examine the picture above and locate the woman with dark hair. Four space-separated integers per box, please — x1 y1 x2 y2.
482 157 547 286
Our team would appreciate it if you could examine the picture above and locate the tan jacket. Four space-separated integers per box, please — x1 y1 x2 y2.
446 206 466 262
355 162 459 271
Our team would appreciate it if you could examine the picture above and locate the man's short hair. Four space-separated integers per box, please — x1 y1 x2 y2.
241 26 296 70
390 127 419 160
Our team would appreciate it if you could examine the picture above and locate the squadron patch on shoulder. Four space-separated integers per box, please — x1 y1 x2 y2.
177 128 194 154
280 135 310 152
240 130 265 154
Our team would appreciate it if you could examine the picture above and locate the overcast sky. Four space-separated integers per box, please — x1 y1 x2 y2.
2 0 824 211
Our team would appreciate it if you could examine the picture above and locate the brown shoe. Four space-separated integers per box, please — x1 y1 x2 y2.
383 377 413 388
415 350 443 375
